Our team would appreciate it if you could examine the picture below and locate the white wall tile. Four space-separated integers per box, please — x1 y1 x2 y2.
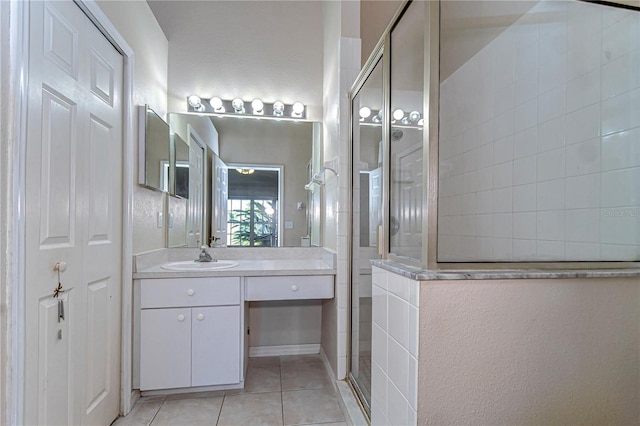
515 69 539 105
408 355 418 410
600 242 640 261
565 173 600 209
387 274 409 302
537 148 565 182
538 85 566 122
476 214 494 237
409 280 419 308
601 88 640 136
536 239 566 259
386 380 409 426
492 237 513 260
538 57 566 94
514 127 538 159
388 295 409 349
566 103 600 145
513 212 536 239
514 98 538 132
494 135 514 165
492 187 513 213
493 213 513 238
602 50 640 100
565 242 600 260
513 183 537 212
601 207 640 245
565 208 600 242
513 239 537 259
371 361 387 422
514 157 537 185
537 179 565 211
537 210 565 241
567 67 601 112
538 116 565 153
387 337 409 397
494 83 515 115
567 30 601 80
372 283 387 329
566 138 601 177
408 306 418 357
601 127 640 171
372 323 388 372
601 168 640 207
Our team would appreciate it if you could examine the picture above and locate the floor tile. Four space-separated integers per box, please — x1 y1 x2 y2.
164 390 227 401
112 401 163 426
282 388 345 426
248 356 281 368
150 397 223 425
281 362 332 391
279 354 324 367
226 366 281 394
217 392 284 426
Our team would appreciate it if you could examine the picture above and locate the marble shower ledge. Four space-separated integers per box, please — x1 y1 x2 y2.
371 260 640 281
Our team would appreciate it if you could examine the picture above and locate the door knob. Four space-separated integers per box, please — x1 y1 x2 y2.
187 289 195 296
291 285 299 292
177 314 185 322
53 261 67 272
197 313 205 321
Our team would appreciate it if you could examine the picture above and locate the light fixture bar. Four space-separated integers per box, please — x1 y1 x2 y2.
186 96 306 120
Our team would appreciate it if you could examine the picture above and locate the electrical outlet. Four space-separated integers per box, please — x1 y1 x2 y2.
285 220 294 229
157 212 163 228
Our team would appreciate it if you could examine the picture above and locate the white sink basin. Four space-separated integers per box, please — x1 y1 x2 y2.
161 260 239 271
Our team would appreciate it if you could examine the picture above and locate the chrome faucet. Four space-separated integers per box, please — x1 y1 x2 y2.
195 246 216 262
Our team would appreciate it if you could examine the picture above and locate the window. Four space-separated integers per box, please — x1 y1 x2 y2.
227 199 278 246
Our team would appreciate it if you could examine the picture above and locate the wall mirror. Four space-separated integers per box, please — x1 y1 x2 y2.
169 113 322 248
138 105 171 191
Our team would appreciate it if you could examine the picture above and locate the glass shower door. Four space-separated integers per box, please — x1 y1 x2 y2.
349 56 383 415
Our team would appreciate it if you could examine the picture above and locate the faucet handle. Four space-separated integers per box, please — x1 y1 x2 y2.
200 245 208 251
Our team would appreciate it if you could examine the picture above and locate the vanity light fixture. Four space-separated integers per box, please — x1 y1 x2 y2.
392 108 405 121
186 97 307 121
236 168 255 175
210 97 225 112
188 95 203 111
291 102 305 118
273 101 285 116
232 98 245 113
251 99 264 115
359 106 372 120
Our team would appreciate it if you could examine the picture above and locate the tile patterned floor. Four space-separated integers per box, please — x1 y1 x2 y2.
112 354 348 426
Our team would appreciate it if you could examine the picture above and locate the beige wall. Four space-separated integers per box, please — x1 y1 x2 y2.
360 0 403 65
418 277 640 424
97 0 169 255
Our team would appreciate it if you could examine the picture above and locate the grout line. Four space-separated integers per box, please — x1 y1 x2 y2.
147 398 165 426
215 394 225 426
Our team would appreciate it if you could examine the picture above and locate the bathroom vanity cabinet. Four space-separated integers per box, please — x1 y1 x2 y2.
139 277 242 390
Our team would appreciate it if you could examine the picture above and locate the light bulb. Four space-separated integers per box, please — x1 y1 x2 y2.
265 205 275 215
251 99 264 114
401 116 410 125
188 95 202 109
371 115 381 124
273 101 285 116
393 108 405 121
231 98 245 113
292 102 305 116
409 111 421 122
359 106 372 119
210 97 224 111
418 118 424 126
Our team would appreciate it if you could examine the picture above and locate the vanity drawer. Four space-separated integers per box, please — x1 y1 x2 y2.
140 277 240 308
245 275 334 301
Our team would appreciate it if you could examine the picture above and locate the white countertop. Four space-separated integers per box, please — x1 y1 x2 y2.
134 258 335 279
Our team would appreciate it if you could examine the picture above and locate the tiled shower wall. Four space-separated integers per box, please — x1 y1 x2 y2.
438 1 640 262
371 266 419 426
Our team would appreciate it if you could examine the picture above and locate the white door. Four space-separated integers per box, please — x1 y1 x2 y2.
213 155 228 244
188 127 205 246
24 1 123 424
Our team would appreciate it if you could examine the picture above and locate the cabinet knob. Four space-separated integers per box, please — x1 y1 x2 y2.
197 313 205 321
177 314 185 322
187 289 195 296
291 285 299 292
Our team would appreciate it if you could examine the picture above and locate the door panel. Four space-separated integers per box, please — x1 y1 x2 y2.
39 86 77 248
25 1 123 424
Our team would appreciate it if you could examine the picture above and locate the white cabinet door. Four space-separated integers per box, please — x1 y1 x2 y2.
140 308 192 390
191 306 240 386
